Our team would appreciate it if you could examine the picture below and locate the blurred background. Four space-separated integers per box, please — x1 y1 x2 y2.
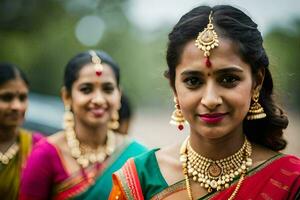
0 0 299 155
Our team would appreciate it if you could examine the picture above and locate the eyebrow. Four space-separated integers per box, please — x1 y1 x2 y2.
180 66 244 76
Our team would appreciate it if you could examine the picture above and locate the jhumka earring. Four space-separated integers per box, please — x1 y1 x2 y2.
89 50 103 76
195 11 219 67
246 92 266 120
63 105 74 130
170 97 186 131
108 110 120 130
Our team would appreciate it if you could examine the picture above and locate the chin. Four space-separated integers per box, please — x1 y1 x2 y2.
86 118 108 128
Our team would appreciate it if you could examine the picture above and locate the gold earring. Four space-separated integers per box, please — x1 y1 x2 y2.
108 110 119 130
63 105 75 130
246 92 266 120
170 97 185 131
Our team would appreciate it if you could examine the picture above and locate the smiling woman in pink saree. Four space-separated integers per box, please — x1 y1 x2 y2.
20 50 147 200
109 5 300 200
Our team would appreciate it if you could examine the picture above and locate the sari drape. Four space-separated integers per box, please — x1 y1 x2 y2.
20 139 147 200
0 129 42 200
109 151 300 200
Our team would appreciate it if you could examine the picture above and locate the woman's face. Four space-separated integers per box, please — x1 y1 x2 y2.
0 78 29 128
66 63 121 128
175 38 255 139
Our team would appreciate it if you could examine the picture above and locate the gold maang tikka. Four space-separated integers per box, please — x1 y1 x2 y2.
195 11 219 67
89 50 103 76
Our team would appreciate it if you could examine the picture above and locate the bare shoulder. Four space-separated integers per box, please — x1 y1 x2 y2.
155 142 184 185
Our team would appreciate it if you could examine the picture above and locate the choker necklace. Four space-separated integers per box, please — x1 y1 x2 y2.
180 137 252 200
0 142 19 165
65 129 116 168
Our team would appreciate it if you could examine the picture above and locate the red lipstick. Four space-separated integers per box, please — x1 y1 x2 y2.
199 113 227 123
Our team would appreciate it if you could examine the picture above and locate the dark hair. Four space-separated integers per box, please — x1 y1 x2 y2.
0 63 29 87
166 5 288 151
63 50 120 93
119 94 132 122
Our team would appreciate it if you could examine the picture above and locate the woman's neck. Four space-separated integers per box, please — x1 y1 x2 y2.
0 126 19 151
74 122 108 148
189 129 245 160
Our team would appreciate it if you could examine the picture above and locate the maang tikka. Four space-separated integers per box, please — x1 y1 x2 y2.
89 50 103 76
195 11 219 67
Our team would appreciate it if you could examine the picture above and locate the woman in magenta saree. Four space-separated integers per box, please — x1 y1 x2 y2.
20 50 147 199
110 5 300 200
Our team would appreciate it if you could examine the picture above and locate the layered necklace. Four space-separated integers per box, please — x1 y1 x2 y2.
65 129 116 168
180 137 252 200
0 142 19 165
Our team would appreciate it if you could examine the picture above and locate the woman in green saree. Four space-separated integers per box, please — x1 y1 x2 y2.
109 5 300 200
20 50 147 199
0 63 43 199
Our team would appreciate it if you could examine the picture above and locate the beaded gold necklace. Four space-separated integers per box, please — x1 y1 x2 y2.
180 137 252 200
0 142 19 165
65 129 116 168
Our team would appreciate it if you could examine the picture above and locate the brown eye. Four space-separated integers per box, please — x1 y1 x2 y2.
219 75 240 87
102 84 115 94
19 94 28 102
0 93 14 102
80 85 93 94
184 77 203 89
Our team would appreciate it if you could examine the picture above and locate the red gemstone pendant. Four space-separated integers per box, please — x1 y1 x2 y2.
205 57 211 67
178 124 184 131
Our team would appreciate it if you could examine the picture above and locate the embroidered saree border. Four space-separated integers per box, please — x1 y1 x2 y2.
117 158 144 200
150 153 284 200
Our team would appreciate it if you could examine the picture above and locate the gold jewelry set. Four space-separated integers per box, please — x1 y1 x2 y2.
0 142 19 165
64 105 117 168
180 137 252 200
171 11 267 199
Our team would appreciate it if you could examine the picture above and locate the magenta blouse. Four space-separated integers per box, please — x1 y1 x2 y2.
20 139 69 199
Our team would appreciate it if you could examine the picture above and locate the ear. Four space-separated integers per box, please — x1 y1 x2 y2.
173 92 179 104
252 68 265 93
61 87 72 107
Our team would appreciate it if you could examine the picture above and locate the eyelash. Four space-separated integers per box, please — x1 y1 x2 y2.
79 85 115 94
183 75 241 89
80 87 92 94
0 94 28 102
183 77 203 89
218 75 240 87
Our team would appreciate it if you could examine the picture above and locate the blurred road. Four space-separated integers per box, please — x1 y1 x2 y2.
130 109 300 156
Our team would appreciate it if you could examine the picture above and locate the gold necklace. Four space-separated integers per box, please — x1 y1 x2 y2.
65 129 116 168
180 137 252 200
0 142 19 165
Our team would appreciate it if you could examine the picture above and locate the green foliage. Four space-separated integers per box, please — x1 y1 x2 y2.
0 0 172 107
264 19 300 111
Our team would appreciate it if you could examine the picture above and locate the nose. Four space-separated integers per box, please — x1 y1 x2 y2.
200 82 222 110
11 98 24 111
91 91 105 105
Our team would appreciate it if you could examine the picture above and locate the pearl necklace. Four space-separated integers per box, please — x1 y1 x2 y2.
0 142 19 165
180 137 252 199
65 129 116 168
